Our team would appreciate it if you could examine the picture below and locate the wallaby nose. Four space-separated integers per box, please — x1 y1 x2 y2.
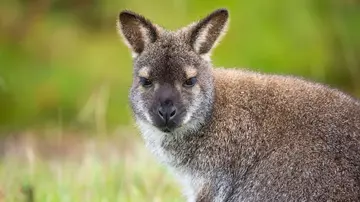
158 101 177 123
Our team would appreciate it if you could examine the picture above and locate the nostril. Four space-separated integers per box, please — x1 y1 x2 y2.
170 107 176 118
158 108 164 118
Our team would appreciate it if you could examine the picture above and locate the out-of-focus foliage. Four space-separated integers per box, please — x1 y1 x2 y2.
0 133 182 201
0 0 359 133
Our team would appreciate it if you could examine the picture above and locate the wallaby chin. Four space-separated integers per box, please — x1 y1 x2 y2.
118 8 360 202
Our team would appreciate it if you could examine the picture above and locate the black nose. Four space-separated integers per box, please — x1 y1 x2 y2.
158 100 177 123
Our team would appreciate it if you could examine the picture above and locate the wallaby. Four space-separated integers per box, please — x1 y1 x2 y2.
117 8 360 202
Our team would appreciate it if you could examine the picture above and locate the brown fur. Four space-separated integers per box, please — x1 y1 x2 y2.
200 68 360 200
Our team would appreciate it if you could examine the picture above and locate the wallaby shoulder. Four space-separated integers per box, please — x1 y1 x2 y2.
198 67 360 200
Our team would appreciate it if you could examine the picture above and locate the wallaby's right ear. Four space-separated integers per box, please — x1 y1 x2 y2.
117 10 158 57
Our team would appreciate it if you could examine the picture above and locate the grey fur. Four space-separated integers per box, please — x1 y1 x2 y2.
117 8 360 202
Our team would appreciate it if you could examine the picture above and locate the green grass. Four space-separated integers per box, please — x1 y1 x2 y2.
0 133 183 202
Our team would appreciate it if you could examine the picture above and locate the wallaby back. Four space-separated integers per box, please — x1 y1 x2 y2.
208 69 360 201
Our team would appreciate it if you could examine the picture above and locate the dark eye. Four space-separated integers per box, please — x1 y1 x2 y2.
183 77 197 87
139 77 153 88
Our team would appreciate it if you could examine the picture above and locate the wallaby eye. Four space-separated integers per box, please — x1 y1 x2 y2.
139 77 153 88
184 77 197 87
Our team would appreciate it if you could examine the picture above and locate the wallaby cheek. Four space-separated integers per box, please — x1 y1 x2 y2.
182 85 204 122
180 88 196 107
192 85 201 96
130 88 153 123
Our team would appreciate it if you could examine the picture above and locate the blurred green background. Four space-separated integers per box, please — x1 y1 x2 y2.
1 0 360 133
0 0 360 201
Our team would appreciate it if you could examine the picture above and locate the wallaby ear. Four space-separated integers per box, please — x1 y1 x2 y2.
117 10 158 57
189 8 229 57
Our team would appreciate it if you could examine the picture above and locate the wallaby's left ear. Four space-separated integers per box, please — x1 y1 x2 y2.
189 8 229 57
117 10 158 57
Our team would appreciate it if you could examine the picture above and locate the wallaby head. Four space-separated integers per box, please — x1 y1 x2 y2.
117 9 228 133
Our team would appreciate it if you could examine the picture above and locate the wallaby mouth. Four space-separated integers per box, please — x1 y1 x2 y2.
158 123 177 133
161 127 171 133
